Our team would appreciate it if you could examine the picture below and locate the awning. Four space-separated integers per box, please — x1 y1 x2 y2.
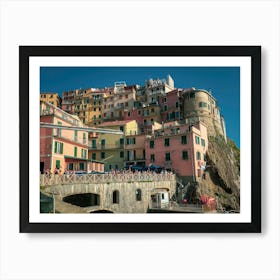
64 155 90 161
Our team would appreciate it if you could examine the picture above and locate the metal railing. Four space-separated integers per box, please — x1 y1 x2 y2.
40 173 176 186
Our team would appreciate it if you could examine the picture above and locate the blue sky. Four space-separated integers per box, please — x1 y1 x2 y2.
40 67 240 147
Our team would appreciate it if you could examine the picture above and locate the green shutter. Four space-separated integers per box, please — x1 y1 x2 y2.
74 147 77 157
56 160 60 169
54 141 57 153
61 143 64 154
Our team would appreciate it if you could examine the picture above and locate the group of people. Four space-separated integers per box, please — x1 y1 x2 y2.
43 168 63 175
42 167 173 176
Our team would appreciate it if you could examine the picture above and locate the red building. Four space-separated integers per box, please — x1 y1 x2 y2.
159 89 184 123
145 121 208 184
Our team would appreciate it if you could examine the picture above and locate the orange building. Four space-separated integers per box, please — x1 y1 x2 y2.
40 93 61 108
40 101 91 173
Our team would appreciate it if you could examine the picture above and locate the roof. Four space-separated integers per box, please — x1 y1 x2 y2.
98 120 134 127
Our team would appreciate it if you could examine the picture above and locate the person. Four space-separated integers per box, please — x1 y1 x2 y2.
54 168 58 175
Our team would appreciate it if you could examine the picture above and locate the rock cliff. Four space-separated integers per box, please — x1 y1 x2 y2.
184 135 240 212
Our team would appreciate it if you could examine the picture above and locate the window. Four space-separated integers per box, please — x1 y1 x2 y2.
196 151 201 160
68 163 73 170
74 147 77 157
175 102 179 108
195 136 200 145
113 190 119 204
199 102 207 108
101 139 106 146
81 149 87 159
57 121 62 137
54 141 63 154
83 133 86 144
126 138 136 145
55 160 60 169
150 140 154 148
164 138 170 147
201 139 205 147
164 105 168 111
136 189 142 201
181 135 187 144
138 110 141 115
74 131 78 141
101 152 105 159
120 126 124 132
92 139 97 148
165 152 171 161
128 112 131 117
92 153 96 160
150 154 155 162
182 151 188 160
79 162 85 170
120 138 124 145
190 92 196 98
120 151 124 158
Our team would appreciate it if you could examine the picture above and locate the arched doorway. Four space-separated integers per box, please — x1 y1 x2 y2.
63 193 100 207
90 210 113 213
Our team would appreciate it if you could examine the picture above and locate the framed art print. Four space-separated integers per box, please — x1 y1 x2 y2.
19 46 261 233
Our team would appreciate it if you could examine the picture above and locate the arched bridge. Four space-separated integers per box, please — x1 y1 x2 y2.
40 173 177 213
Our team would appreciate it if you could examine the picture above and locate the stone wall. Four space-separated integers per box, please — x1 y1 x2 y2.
45 180 176 213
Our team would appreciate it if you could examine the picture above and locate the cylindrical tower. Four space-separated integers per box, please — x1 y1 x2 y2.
183 89 225 138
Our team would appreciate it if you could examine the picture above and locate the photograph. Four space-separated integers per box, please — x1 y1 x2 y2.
39 66 240 215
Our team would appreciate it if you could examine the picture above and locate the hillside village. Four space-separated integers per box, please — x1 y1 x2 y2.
40 75 240 212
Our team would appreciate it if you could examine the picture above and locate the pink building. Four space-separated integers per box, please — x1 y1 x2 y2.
159 89 183 123
145 121 208 184
40 101 104 174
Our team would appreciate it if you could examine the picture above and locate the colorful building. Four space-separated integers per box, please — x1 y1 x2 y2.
145 121 208 184
88 120 139 171
61 89 78 114
124 134 146 167
40 101 90 173
40 93 61 108
183 88 226 141
159 89 184 122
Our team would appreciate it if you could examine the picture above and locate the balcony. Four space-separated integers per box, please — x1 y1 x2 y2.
88 143 124 150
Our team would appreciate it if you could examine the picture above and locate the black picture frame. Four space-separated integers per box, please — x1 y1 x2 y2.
20 46 261 233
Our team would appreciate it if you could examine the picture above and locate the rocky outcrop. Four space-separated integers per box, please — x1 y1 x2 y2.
184 135 240 212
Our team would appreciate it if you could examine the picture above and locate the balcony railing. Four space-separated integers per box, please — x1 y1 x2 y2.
40 173 176 186
88 143 124 150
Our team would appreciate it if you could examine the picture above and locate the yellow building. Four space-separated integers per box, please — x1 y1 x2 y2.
88 120 138 171
40 93 62 108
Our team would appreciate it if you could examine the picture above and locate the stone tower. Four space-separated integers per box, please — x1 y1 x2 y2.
182 88 227 142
